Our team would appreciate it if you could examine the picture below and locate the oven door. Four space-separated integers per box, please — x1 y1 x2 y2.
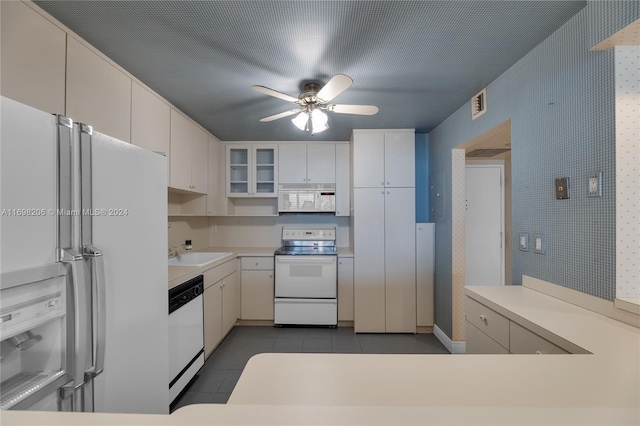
274 255 337 298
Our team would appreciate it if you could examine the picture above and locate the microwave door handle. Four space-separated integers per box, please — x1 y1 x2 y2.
84 246 106 379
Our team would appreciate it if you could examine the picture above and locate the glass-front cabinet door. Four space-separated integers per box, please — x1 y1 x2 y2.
227 145 250 196
226 144 278 198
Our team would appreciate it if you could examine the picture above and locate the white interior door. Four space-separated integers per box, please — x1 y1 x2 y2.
465 165 504 286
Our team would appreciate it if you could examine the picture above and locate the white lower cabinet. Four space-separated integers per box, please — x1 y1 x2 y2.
337 257 354 322
465 320 508 354
509 321 569 355
240 257 274 320
203 260 238 358
465 296 571 355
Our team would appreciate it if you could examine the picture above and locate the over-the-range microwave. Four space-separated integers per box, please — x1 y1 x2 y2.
278 183 336 213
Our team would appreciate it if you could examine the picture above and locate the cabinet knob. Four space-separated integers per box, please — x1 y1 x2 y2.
386 181 390 185
255 262 259 266
381 181 384 186
386 191 390 195
535 350 543 355
479 314 486 322
381 191 385 195
269 274 273 278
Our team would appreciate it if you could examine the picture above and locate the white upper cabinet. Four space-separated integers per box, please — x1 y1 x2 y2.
207 137 226 215
278 144 307 183
0 1 66 114
384 131 415 188
131 82 170 178
352 130 415 188
353 132 385 188
170 109 208 194
279 143 336 184
226 144 278 198
335 144 351 216
66 37 132 142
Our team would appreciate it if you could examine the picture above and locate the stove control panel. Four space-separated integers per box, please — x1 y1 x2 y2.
282 227 336 241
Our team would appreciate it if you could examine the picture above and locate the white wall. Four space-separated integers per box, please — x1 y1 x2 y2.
208 216 350 248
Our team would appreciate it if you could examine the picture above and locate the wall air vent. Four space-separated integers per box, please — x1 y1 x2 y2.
471 88 487 120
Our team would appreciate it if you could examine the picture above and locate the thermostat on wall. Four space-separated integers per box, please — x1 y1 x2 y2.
555 177 570 200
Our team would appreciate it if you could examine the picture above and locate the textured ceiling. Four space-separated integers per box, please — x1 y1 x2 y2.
34 1 586 141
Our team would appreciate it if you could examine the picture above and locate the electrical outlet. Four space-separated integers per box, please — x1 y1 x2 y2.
589 171 603 197
211 224 218 233
534 234 546 254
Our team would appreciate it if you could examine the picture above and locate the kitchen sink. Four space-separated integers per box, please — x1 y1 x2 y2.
167 252 233 267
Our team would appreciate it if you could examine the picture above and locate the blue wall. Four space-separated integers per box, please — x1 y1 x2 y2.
428 2 640 338
415 133 429 222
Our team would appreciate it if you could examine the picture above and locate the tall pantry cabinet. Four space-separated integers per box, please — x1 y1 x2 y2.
352 130 416 333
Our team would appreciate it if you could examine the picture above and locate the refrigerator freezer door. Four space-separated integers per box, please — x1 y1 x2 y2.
88 132 169 414
0 97 57 271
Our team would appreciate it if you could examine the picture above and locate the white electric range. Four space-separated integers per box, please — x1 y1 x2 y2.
274 227 338 326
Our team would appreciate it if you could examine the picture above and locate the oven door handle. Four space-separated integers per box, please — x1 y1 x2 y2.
276 256 336 265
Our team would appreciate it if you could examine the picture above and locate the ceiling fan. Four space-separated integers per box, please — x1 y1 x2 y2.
251 74 379 134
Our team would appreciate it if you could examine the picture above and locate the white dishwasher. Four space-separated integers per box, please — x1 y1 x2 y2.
168 275 204 404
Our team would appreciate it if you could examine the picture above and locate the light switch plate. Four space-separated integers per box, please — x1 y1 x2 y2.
519 233 529 252
555 177 570 200
534 234 546 254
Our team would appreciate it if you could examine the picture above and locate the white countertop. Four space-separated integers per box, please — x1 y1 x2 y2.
5 284 638 425
228 285 639 415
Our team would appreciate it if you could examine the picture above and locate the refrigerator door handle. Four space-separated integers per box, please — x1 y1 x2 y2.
59 248 88 412
84 245 106 379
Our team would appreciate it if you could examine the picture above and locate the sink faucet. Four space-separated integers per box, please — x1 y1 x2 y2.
168 240 193 258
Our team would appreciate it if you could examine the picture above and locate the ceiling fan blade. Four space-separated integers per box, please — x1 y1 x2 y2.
316 74 353 102
259 109 302 122
328 104 379 115
251 85 300 104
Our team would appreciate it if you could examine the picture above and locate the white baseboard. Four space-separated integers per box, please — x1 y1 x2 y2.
433 324 466 354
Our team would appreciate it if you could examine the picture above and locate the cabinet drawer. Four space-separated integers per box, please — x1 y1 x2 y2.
241 256 274 270
465 321 508 354
465 297 509 349
509 322 569 355
203 259 237 289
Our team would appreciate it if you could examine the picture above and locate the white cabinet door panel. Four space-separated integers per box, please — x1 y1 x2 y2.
335 144 350 216
353 188 385 332
1 1 66 114
384 188 416 332
353 132 384 188
384 132 415 188
307 144 335 183
66 37 132 143
278 144 307 183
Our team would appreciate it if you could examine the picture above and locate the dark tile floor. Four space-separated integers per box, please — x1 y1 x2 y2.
171 325 449 411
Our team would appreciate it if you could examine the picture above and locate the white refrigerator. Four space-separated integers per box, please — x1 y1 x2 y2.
0 96 170 414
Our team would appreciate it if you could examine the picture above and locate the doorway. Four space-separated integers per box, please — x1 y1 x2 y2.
449 119 512 345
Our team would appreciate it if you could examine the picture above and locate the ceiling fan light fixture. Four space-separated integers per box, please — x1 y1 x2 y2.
291 111 309 131
310 109 329 134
